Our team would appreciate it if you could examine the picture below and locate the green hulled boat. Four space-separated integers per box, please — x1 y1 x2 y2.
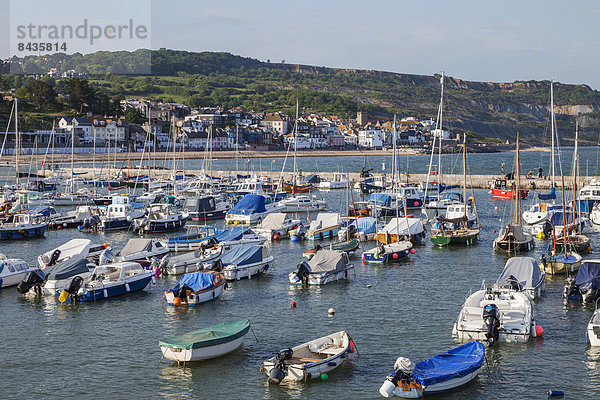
430 228 479 247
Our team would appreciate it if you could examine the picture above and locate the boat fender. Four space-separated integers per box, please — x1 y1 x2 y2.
547 390 564 398
535 325 544 337
326 361 336 367
348 339 356 353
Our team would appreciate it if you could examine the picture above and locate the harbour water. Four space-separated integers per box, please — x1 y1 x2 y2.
2 183 600 399
0 148 600 399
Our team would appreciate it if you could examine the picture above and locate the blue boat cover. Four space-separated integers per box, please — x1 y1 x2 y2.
574 262 600 291
538 187 556 200
217 244 263 266
215 227 251 242
438 184 460 194
370 193 391 207
349 217 378 234
556 253 578 263
228 194 267 215
550 211 576 226
27 206 51 217
44 258 91 281
411 342 485 387
171 272 215 292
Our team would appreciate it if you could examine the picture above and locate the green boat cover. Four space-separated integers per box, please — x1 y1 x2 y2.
159 319 250 350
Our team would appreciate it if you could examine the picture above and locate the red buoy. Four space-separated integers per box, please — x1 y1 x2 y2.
409 248 416 254
291 301 297 308
392 253 398 259
535 325 544 337
272 232 280 241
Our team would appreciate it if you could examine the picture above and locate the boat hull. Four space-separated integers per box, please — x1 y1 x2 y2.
0 225 46 240
223 258 273 280
489 188 528 200
431 231 479 247
306 226 341 241
164 283 224 306
77 274 152 302
390 369 481 397
161 335 245 362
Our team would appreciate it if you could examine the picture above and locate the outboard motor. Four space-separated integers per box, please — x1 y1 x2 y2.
506 275 523 292
483 304 500 345
16 269 46 294
563 277 577 299
98 248 115 265
379 357 415 397
296 261 311 285
542 221 553 238
268 348 293 385
48 249 62 267
209 259 223 272
66 276 84 295
174 284 192 301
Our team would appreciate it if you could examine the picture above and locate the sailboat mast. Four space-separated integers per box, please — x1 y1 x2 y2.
71 117 75 192
293 101 299 188
463 133 467 217
573 122 578 224
171 116 177 195
438 72 444 186
346 172 349 242
561 174 567 256
515 132 521 225
550 80 556 187
15 98 19 189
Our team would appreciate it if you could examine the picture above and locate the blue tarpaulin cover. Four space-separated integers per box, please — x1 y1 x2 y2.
411 342 485 387
217 244 263 266
550 211 576 226
538 187 556 200
369 193 391 207
44 258 91 281
215 227 251 242
171 272 215 292
349 217 378 234
227 194 267 215
574 262 600 291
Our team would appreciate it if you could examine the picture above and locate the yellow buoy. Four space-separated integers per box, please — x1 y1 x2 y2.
58 290 69 303
537 231 546 240
234 220 239 225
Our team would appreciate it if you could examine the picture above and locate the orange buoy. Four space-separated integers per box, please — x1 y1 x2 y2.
291 301 297 308
173 297 182 306
272 232 280 241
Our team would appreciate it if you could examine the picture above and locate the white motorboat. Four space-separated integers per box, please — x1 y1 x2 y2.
133 204 188 234
156 248 223 276
98 196 145 231
253 213 302 240
207 244 274 281
73 262 154 302
163 271 227 306
38 238 108 268
379 342 485 398
278 195 327 213
493 257 546 300
261 330 354 384
319 173 348 190
591 202 600 226
159 320 251 363
0 254 38 288
225 194 285 225
453 283 538 344
588 304 600 347
289 250 355 285
106 238 169 268
522 201 560 226
15 257 96 296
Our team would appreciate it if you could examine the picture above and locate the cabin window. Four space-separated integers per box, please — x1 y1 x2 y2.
7 265 15 273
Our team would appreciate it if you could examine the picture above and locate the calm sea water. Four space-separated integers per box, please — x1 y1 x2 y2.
1 153 600 399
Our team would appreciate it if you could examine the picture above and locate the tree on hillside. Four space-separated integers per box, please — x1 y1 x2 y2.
65 78 97 112
24 79 57 109
124 108 145 124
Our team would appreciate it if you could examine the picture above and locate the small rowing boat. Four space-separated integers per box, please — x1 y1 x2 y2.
159 319 251 363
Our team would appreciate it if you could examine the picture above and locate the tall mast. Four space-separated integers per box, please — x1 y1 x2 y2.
15 98 19 189
171 116 177 195
235 124 239 178
573 120 579 227
515 132 521 225
293 100 299 178
71 116 75 192
438 72 444 186
550 79 556 187
463 132 467 217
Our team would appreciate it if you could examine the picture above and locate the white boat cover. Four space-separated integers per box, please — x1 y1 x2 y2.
307 250 346 274
496 257 544 289
118 239 154 256
380 218 424 235
309 213 341 231
257 213 287 230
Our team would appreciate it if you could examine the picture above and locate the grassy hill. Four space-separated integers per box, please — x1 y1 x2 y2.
3 49 600 144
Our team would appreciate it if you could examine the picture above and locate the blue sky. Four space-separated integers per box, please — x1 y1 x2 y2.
2 0 599 89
